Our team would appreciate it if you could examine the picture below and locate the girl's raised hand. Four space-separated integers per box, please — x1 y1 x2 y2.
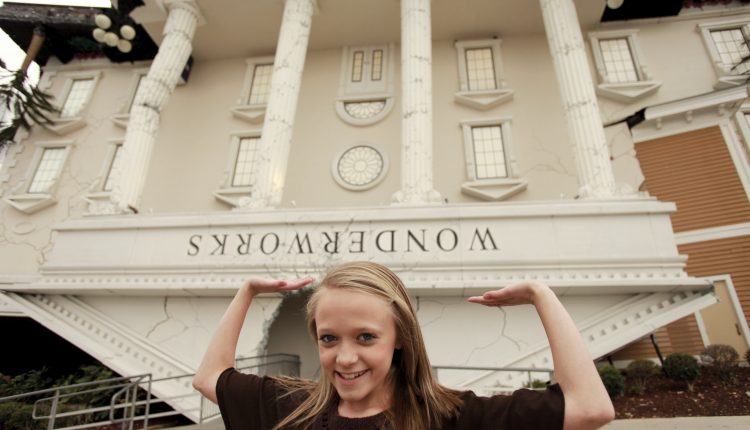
244 276 315 296
467 280 550 307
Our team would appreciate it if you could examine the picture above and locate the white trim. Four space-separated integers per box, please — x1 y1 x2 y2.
631 85 747 143
84 139 125 215
453 39 514 109
693 311 711 347
331 142 390 191
335 45 395 126
458 117 527 201
719 121 750 202
703 274 750 349
4 140 76 214
46 71 102 136
674 222 750 245
231 56 275 124
588 29 661 103
111 69 149 128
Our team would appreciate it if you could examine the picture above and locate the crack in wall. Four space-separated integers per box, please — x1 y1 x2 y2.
463 307 523 365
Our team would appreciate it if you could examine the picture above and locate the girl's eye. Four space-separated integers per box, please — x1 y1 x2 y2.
319 334 336 343
358 333 376 342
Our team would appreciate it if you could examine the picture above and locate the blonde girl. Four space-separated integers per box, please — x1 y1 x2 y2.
193 261 614 429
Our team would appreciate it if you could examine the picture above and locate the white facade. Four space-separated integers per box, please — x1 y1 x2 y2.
3 0 749 421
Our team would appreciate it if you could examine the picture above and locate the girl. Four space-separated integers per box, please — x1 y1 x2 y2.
193 261 614 429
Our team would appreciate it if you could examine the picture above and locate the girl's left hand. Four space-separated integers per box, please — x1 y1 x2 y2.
467 280 550 307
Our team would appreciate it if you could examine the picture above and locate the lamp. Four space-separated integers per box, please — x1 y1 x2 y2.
607 0 624 9
92 12 136 53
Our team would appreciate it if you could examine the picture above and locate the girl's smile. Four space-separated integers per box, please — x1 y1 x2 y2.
314 288 400 418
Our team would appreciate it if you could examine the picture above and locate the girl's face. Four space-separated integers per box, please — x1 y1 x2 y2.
314 288 400 417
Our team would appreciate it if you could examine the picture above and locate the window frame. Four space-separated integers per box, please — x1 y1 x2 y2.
214 130 263 207
111 69 149 128
47 71 101 136
588 29 660 103
335 45 395 126
459 118 527 201
231 56 275 124
5 140 75 214
698 19 750 88
453 39 514 110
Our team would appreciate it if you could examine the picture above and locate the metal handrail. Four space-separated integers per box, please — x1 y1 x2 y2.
0 354 301 429
431 364 555 392
198 353 302 423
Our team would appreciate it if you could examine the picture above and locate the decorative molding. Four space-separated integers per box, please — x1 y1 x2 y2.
461 178 528 201
631 85 747 142
2 292 201 421
674 222 750 245
335 45 395 126
331 143 389 191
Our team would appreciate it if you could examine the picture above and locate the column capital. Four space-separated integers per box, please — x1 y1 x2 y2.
160 0 206 24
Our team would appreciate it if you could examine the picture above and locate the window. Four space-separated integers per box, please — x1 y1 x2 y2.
335 45 395 126
47 72 101 136
214 132 262 207
102 143 124 192
5 140 74 213
331 143 389 191
28 147 66 193
710 28 750 74
83 140 126 215
699 19 750 88
588 30 660 102
111 70 147 128
247 64 273 105
231 57 275 123
231 137 260 187
459 119 526 201
60 78 95 118
598 38 639 83
454 39 513 110
465 47 497 90
470 125 507 179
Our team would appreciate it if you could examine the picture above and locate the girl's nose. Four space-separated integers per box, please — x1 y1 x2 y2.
336 344 358 366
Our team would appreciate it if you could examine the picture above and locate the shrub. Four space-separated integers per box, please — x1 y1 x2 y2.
701 344 739 382
746 348 750 366
524 379 548 390
625 359 659 395
663 353 700 391
598 364 624 398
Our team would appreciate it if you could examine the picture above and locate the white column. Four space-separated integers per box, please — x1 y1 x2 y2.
392 0 442 205
100 0 201 214
239 0 314 209
539 0 617 199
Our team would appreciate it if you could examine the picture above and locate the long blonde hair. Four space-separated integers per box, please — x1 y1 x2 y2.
273 261 462 430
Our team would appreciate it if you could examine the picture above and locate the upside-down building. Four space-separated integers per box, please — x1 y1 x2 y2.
1 0 749 422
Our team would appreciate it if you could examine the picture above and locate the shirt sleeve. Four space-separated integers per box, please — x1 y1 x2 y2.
216 367 282 430
455 384 565 430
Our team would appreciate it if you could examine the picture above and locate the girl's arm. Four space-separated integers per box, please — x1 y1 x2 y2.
468 281 615 430
192 277 313 404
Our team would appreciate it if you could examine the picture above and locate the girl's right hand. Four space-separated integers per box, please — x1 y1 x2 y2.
244 276 314 296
